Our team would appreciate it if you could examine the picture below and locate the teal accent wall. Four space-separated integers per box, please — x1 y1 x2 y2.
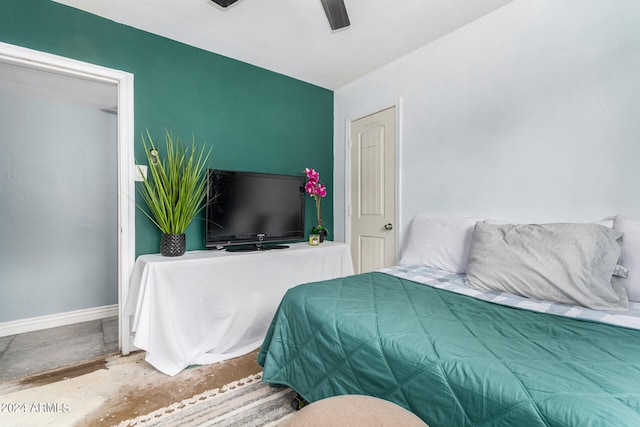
1 0 334 256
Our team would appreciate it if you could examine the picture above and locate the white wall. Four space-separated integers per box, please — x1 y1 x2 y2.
334 0 640 250
0 93 118 322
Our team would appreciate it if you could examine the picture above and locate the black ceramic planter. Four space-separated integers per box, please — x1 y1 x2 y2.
160 233 186 257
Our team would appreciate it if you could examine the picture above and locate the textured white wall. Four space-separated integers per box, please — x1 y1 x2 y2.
0 94 117 322
334 0 640 250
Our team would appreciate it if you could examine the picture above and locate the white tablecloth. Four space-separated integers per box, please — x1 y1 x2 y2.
124 241 354 375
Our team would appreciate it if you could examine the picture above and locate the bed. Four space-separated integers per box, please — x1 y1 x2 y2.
258 215 640 426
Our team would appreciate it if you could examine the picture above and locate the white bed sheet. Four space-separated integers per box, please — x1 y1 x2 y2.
382 265 640 330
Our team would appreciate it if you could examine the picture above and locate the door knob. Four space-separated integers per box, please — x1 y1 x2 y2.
384 223 393 231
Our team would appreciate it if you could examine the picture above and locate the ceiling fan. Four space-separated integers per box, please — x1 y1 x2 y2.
209 0 350 31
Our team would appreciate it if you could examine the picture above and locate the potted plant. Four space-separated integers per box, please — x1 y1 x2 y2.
303 167 328 242
137 129 212 256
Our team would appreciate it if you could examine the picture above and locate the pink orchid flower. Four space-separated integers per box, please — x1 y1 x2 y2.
304 168 319 182
303 167 327 232
305 181 317 196
316 183 327 198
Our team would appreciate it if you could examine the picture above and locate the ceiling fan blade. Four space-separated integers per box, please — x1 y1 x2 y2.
209 0 239 8
320 0 350 31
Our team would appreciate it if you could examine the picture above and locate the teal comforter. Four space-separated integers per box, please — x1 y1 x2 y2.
258 272 640 426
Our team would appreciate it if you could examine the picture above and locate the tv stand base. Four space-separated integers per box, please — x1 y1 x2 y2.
225 243 290 252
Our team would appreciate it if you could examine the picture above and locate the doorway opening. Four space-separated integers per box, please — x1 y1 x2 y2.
0 42 135 356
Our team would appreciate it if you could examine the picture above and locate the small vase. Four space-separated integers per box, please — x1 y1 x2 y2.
311 226 328 243
161 233 186 257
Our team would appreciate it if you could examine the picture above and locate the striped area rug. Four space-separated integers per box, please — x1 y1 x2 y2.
116 372 297 427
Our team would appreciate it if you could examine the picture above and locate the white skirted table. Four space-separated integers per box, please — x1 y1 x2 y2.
124 241 354 376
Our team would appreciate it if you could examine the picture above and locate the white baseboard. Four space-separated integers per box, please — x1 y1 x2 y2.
0 305 118 337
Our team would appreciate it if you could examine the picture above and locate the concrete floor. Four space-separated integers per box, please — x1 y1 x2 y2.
0 316 119 382
0 319 268 425
0 347 263 426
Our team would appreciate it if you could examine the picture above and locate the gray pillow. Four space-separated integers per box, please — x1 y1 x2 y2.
465 223 629 311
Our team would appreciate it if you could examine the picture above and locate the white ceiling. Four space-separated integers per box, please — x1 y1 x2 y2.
53 0 512 90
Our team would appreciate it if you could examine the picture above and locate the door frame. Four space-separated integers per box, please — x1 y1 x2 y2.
0 42 135 354
344 98 403 264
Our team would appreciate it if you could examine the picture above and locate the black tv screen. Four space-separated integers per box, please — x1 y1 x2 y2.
205 169 306 250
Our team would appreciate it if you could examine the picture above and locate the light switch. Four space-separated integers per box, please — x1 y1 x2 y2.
135 165 147 182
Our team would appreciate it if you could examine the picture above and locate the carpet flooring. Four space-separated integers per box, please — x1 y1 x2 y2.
0 348 277 426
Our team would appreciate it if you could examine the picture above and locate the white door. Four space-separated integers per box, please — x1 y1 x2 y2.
349 107 396 274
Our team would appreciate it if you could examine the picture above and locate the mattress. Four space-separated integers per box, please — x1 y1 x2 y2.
258 268 640 426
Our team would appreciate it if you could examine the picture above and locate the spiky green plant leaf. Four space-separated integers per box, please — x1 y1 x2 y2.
136 129 212 234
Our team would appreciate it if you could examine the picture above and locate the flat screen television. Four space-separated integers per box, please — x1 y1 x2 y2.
205 169 306 251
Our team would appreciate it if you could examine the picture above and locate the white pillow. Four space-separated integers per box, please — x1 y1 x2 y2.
613 215 640 302
593 217 614 228
400 216 484 274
